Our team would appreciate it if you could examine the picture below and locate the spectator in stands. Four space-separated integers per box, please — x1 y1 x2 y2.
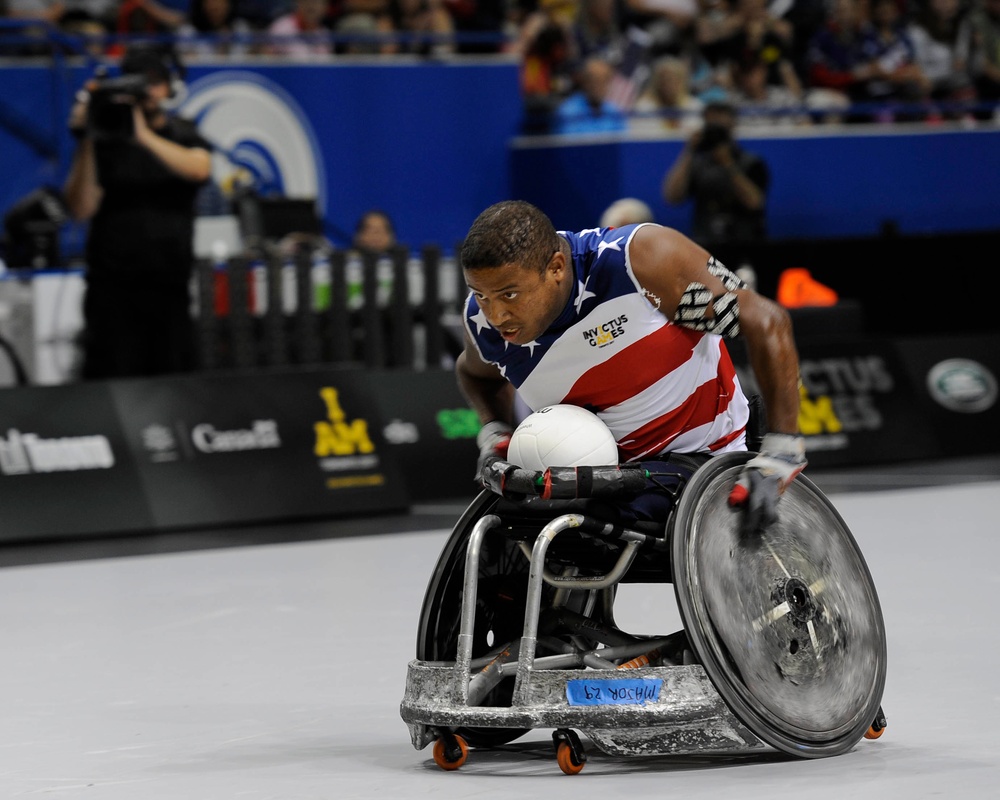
4 0 62 26
62 44 212 379
347 208 402 364
694 0 744 67
552 55 630 133
599 196 655 226
857 0 931 118
4 0 115 53
332 10 384 53
805 0 887 120
572 0 628 63
3 0 67 55
266 0 335 58
729 55 812 124
62 0 120 34
442 0 506 53
724 0 801 96
620 0 696 60
380 0 456 55
518 11 576 130
353 208 397 253
177 0 256 59
957 0 1000 117
908 0 975 118
110 0 187 55
662 100 769 246
631 54 706 132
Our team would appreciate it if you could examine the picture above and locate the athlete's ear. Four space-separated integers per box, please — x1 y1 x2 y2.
548 246 567 279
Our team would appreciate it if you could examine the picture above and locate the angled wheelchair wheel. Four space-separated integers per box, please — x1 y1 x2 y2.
415 489 531 747
671 452 887 758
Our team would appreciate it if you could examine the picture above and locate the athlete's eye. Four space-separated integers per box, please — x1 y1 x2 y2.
503 291 518 300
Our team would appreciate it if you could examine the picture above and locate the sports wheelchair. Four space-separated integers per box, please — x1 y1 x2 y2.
400 441 888 774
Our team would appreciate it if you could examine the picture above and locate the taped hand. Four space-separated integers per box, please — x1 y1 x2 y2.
728 433 807 535
475 420 513 484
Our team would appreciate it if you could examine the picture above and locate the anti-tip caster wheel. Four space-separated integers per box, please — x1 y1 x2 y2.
432 731 469 771
553 729 587 775
864 706 888 740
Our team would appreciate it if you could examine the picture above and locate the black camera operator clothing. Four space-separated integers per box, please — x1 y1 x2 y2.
81 116 212 379
688 145 769 247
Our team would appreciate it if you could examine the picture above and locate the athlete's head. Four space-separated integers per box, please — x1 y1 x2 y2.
461 201 573 346
461 200 562 275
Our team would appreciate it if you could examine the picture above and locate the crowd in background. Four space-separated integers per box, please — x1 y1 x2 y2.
2 0 999 126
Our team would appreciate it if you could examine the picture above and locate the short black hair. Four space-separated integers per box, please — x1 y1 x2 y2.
460 200 562 274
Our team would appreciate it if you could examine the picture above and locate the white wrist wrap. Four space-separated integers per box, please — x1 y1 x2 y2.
476 420 513 450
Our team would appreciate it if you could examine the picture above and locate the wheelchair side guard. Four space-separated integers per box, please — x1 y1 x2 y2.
671 451 887 758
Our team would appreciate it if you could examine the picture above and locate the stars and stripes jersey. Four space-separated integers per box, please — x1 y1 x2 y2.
463 223 751 462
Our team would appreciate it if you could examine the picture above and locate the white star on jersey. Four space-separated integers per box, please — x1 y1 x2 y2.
574 276 596 315
471 307 491 334
597 236 624 259
522 339 540 356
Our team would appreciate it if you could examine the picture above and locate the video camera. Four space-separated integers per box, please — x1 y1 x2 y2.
86 73 149 141
696 122 732 153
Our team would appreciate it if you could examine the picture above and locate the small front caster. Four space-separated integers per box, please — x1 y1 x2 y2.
432 730 469 770
552 728 587 775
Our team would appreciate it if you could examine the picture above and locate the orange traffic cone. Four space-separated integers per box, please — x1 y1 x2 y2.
776 268 839 308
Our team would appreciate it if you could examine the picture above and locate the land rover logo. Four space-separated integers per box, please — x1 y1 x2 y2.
926 359 997 413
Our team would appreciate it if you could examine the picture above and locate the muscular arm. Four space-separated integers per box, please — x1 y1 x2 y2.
629 225 801 434
456 334 517 427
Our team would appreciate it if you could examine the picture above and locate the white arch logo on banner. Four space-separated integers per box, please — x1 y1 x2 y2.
179 71 326 213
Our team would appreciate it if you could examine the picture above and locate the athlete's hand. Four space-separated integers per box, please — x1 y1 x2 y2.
475 420 513 484
728 433 807 534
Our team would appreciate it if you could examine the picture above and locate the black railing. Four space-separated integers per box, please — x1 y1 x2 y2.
194 241 467 373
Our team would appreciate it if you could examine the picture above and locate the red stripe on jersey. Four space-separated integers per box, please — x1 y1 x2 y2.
618 354 740 459
562 324 702 410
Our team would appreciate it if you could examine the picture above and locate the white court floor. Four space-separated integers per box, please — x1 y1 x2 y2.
2 473 1000 798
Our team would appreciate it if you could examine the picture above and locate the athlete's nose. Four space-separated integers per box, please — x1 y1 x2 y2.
488 304 511 328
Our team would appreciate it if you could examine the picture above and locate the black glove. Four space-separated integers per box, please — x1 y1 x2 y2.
728 433 807 535
475 420 513 484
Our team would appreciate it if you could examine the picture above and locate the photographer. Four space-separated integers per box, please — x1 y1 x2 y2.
63 44 212 380
661 101 770 248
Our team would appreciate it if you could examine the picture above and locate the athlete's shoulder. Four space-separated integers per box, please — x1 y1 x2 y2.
560 223 656 250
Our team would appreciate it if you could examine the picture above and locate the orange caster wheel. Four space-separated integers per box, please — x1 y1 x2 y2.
556 742 585 775
864 705 887 740
432 732 468 770
553 728 587 775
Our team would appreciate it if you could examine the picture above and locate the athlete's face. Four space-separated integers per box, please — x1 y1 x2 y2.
465 250 572 346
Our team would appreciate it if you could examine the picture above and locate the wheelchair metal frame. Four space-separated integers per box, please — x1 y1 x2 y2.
400 451 887 773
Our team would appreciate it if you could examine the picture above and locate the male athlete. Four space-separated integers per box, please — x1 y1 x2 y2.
457 200 806 532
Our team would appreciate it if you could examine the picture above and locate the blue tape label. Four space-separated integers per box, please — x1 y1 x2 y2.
566 677 662 706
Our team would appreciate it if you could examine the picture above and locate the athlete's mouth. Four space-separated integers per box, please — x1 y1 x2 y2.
500 327 520 341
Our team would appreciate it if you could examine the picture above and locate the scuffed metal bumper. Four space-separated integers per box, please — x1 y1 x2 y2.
400 660 765 757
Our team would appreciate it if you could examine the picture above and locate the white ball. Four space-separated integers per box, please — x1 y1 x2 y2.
507 405 619 471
